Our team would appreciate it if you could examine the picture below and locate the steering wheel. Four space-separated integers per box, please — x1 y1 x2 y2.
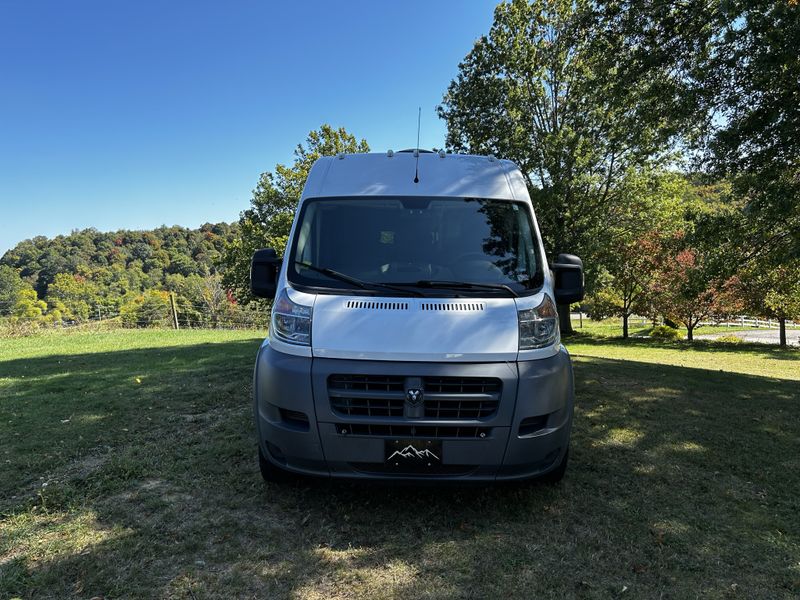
454 252 495 264
451 253 505 278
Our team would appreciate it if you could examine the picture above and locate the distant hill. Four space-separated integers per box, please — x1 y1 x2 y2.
0 223 238 297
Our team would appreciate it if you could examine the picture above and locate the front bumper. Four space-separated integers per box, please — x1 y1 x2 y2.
253 343 574 482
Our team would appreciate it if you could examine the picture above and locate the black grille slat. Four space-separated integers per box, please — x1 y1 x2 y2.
328 375 501 421
328 374 405 417
349 463 477 476
345 424 491 438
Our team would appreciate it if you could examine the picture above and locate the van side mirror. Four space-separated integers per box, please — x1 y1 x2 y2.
250 248 281 299
550 253 584 304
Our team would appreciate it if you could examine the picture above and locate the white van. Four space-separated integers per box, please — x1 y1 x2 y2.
250 150 583 482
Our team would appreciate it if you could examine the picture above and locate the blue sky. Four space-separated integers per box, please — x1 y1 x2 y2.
0 1 495 255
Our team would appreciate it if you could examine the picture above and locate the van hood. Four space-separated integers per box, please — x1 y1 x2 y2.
310 294 520 362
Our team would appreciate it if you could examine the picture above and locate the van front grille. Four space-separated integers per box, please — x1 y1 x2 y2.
328 375 406 417
327 375 501 420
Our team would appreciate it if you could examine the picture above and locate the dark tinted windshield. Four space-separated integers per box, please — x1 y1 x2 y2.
288 197 544 295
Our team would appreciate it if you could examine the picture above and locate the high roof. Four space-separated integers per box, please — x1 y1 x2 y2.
301 152 529 201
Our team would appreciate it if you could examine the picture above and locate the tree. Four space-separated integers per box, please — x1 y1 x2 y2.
599 233 666 338
0 222 237 320
738 258 800 347
46 272 101 322
649 239 742 341
120 290 171 328
438 0 700 331
220 125 369 302
0 265 27 316
593 170 694 337
184 273 235 328
701 1 800 270
11 287 47 322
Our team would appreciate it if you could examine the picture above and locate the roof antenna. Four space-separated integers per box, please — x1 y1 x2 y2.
414 107 421 183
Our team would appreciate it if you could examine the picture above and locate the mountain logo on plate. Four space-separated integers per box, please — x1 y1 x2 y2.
387 444 440 462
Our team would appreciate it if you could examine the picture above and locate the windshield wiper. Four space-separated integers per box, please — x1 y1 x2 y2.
392 280 519 297
294 262 424 297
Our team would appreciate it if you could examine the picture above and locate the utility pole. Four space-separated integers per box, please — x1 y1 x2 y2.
169 293 179 330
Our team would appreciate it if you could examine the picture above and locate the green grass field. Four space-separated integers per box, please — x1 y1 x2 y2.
1 329 799 599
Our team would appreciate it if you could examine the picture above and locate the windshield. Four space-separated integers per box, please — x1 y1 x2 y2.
287 197 544 296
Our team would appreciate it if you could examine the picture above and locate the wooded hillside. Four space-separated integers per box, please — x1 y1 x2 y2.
0 223 270 329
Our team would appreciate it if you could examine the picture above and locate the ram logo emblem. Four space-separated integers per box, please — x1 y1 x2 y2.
406 389 423 405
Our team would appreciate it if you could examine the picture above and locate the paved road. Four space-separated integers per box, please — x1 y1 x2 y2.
696 328 800 346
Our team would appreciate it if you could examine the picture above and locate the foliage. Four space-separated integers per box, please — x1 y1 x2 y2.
583 287 622 322
221 125 369 302
120 290 172 328
714 335 743 345
0 265 27 317
0 223 248 331
738 259 800 322
46 273 101 322
698 1 800 279
0 223 237 299
648 238 743 340
649 324 680 340
10 288 50 322
588 170 699 336
735 257 800 346
438 0 700 292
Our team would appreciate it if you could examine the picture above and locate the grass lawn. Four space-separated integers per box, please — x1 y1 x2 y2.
1 329 799 599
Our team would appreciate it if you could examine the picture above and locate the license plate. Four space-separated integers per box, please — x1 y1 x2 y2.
385 439 442 469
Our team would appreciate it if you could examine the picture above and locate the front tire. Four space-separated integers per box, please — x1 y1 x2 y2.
258 446 293 483
540 447 569 484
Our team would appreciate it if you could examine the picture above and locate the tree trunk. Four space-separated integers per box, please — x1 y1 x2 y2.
559 304 573 335
779 317 787 347
686 324 694 341
622 313 629 338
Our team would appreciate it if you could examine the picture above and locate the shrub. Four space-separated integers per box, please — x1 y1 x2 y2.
584 288 623 321
650 324 681 340
715 335 743 344
120 290 171 328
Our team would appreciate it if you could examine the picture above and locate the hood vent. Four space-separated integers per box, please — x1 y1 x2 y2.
421 302 485 311
345 300 409 310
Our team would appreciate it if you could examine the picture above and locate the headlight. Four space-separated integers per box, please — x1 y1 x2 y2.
271 288 312 346
518 295 559 349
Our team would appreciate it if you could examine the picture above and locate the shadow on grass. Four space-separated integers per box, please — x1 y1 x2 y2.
1 338 799 598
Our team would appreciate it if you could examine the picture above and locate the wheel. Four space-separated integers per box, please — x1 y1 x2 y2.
258 446 294 483
540 447 569 484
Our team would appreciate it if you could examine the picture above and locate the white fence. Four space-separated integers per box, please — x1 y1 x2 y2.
570 313 799 330
697 316 800 329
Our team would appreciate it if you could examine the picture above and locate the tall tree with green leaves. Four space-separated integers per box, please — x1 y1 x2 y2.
737 257 800 347
0 265 27 316
438 0 701 330
221 125 369 302
701 0 800 270
593 170 697 337
46 272 101 322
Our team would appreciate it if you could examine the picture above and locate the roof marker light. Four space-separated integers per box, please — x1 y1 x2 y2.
438 150 446 158
387 149 394 157
488 154 497 162
337 153 345 160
